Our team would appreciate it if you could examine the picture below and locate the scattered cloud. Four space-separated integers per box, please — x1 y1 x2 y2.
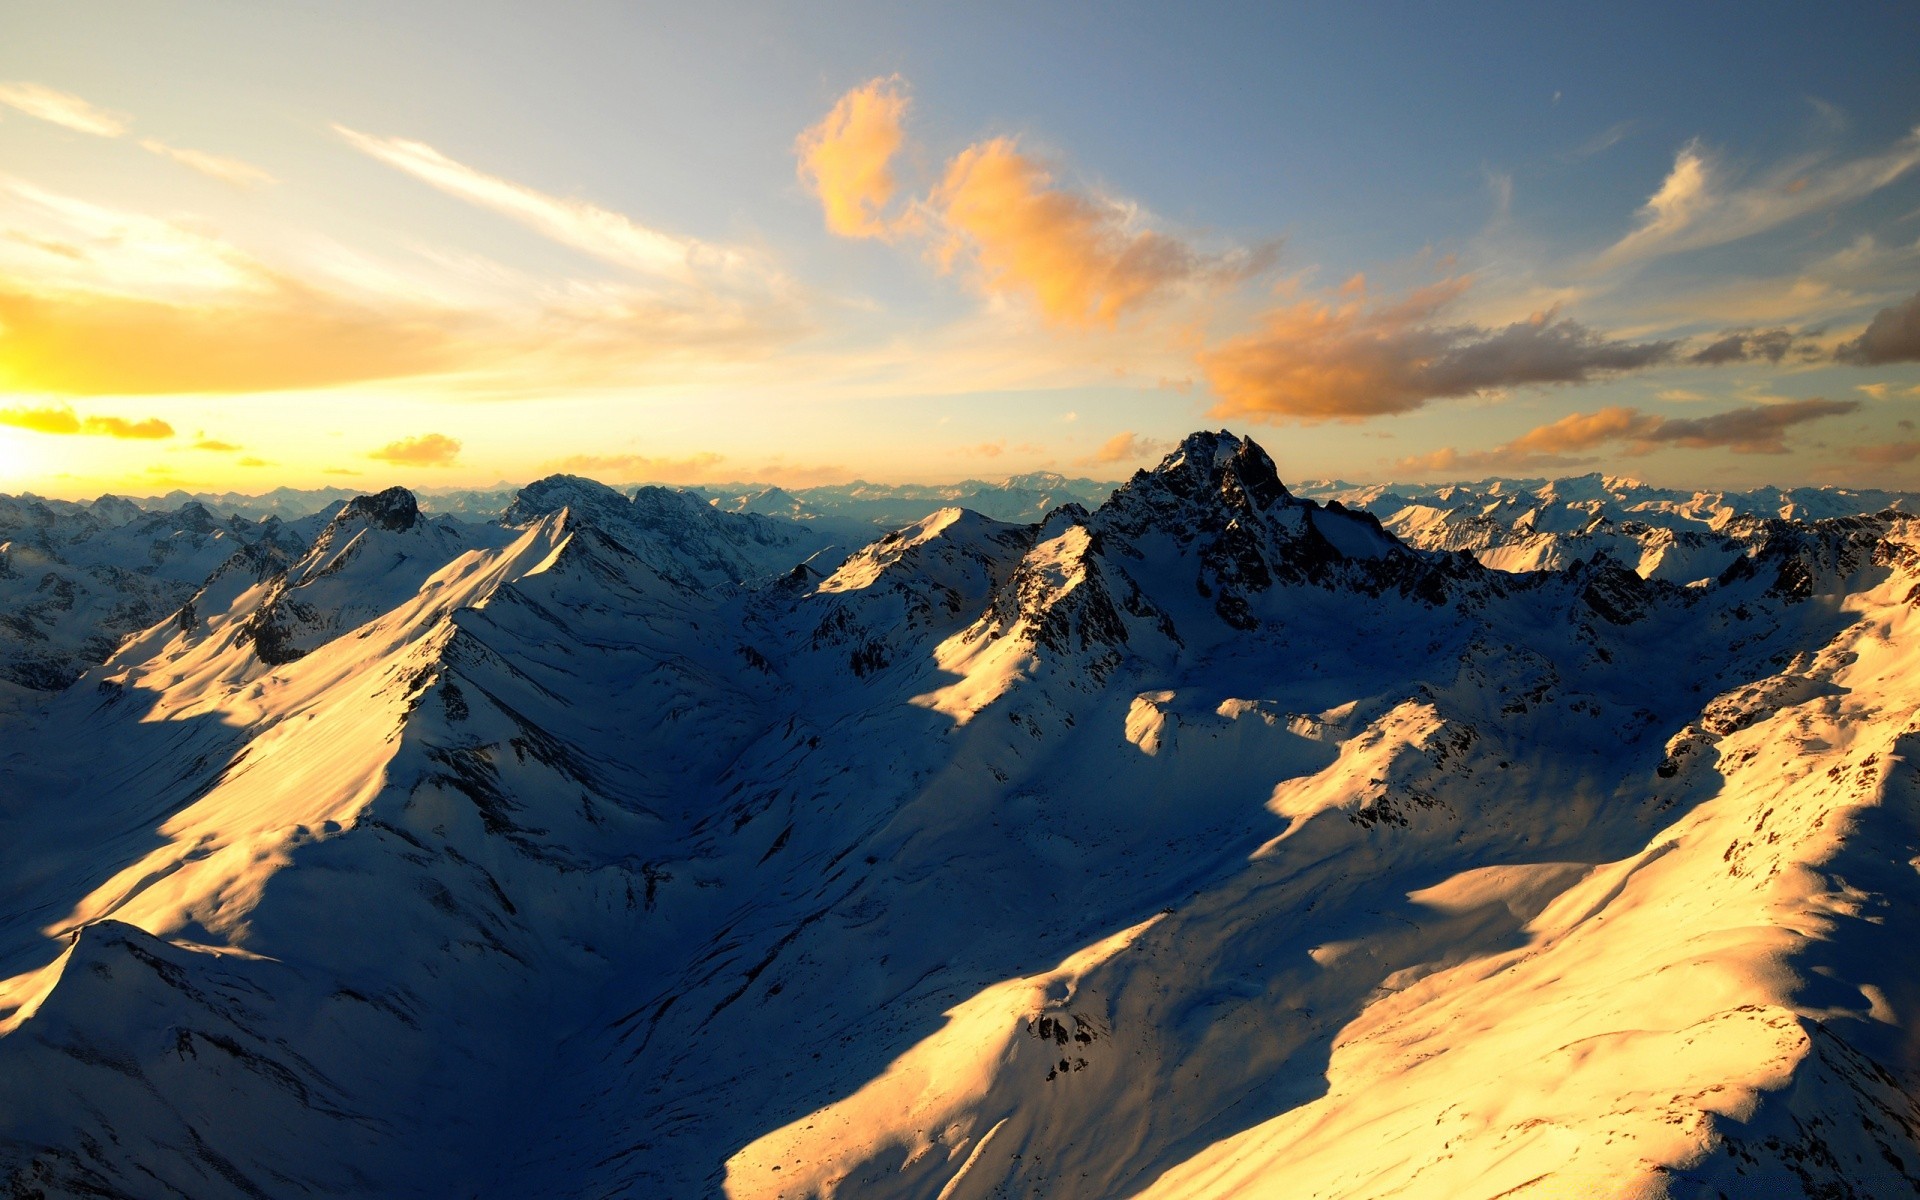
0 406 173 438
0 81 125 137
1082 431 1170 465
795 80 1259 328
236 455 272 467
191 438 241 452
796 76 910 238
1394 398 1860 475
1856 382 1920 400
1597 127 1920 267
1202 279 1675 422
322 467 362 476
963 441 1005 458
138 138 276 187
1836 288 1920 364
368 432 461 466
1687 326 1808 365
540 451 725 482
932 137 1238 326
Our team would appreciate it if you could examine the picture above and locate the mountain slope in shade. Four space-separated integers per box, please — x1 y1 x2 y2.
0 434 1916 1198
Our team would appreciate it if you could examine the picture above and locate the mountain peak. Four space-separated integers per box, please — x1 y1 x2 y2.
1110 429 1293 524
501 474 630 527
334 486 420 532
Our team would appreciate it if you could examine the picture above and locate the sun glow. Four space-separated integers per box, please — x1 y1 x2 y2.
0 430 33 490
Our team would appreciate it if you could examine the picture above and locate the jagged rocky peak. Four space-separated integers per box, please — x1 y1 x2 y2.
1095 430 1297 543
172 500 220 535
1142 430 1290 510
334 486 420 532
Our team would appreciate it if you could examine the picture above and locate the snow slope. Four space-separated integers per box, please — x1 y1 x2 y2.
0 434 1917 1198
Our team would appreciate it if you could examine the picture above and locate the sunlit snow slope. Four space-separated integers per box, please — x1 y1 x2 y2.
1 435 1917 1199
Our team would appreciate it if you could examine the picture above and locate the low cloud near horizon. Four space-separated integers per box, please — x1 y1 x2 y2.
1395 398 1860 474
0 405 173 439
368 433 461 467
1083 431 1170 465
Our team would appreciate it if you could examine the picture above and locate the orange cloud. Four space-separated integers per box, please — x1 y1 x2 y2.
0 81 124 136
1393 399 1859 475
540 451 725 482
1083 431 1170 465
796 77 910 239
368 433 461 466
0 406 173 438
932 138 1213 327
1203 281 1676 422
191 438 242 452
1852 440 1920 466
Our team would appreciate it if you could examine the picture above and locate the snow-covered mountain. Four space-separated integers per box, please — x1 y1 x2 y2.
1294 475 1920 586
0 493 335 713
2 432 1918 1197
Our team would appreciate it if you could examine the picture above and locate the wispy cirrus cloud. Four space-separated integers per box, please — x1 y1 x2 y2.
0 405 173 438
0 81 125 136
0 178 803 395
335 125 750 283
1597 127 1920 268
1394 398 1860 475
1201 278 1677 422
137 139 275 188
0 81 274 187
796 76 911 239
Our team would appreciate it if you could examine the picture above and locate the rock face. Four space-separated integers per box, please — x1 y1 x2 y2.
2 435 1920 1198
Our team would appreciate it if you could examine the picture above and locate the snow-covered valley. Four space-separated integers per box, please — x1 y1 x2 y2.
1 432 1917 1198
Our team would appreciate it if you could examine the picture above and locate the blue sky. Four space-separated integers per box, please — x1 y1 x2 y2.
1 1 1918 495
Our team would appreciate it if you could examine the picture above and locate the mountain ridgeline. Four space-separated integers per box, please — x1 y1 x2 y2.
1 431 1917 1198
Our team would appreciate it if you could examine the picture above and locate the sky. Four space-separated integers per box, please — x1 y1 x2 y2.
2 0 1919 499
